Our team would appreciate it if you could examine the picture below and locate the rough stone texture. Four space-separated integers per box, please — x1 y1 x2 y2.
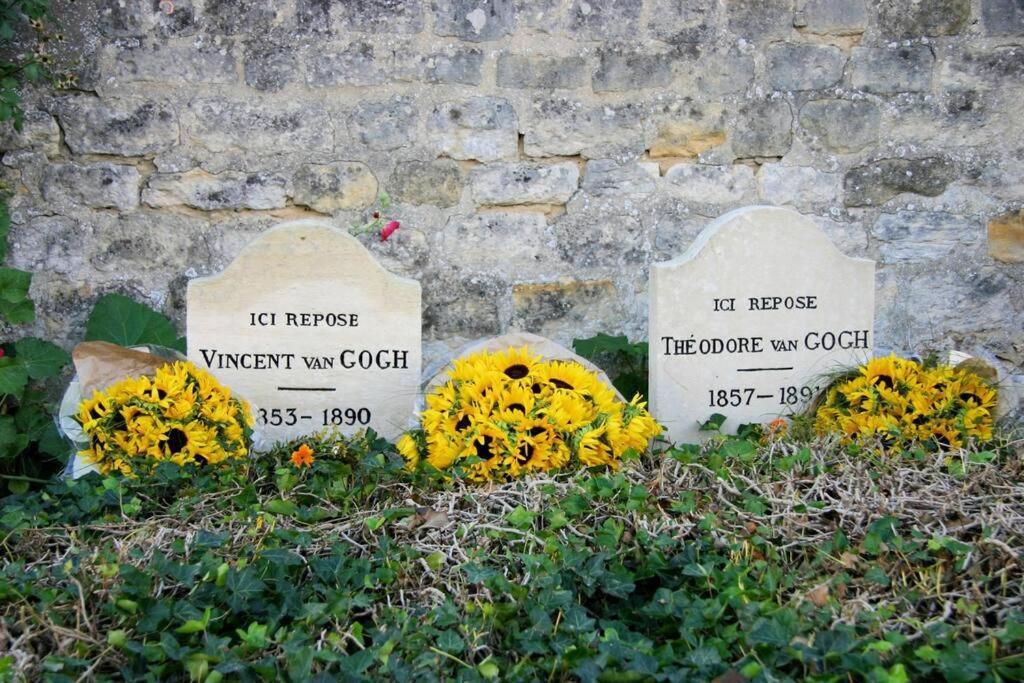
988 210 1024 263
730 98 793 158
389 160 464 207
799 0 867 35
142 170 289 210
56 97 178 156
428 97 517 162
292 163 378 213
876 0 970 37
850 47 934 94
758 164 841 210
766 44 846 91
496 54 585 89
799 99 880 153
471 162 580 205
5 0 1023 393
872 211 981 262
844 157 956 207
433 0 515 42
42 162 141 212
511 280 624 341
593 46 674 92
982 0 1024 36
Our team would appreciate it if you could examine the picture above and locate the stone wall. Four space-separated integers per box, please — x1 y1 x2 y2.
2 0 1023 383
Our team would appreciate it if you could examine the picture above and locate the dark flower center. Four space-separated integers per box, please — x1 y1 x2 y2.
517 443 534 463
507 403 525 413
528 426 547 437
504 364 529 379
167 428 188 454
156 388 168 400
875 375 894 390
89 406 103 420
455 415 471 431
959 392 980 404
474 435 494 460
551 379 574 390
531 383 543 394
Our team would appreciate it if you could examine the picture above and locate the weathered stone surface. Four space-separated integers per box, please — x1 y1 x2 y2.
433 0 515 42
470 162 579 205
799 0 867 34
388 160 464 207
496 53 585 89
877 0 970 37
436 212 549 277
427 97 517 162
649 121 726 159
593 46 674 92
523 97 644 159
42 162 141 211
423 273 503 337
204 0 279 34
294 0 333 33
349 97 418 150
142 170 288 210
57 97 178 156
244 41 298 92
553 210 647 267
758 164 841 209
988 210 1024 263
725 0 794 40
799 99 879 153
581 160 659 197
872 211 980 262
565 0 642 39
664 163 757 205
940 46 1024 89
982 0 1024 36
337 0 425 34
766 43 846 91
511 280 623 341
103 43 236 87
183 98 332 157
420 47 483 85
646 0 714 42
307 42 387 87
695 48 755 95
850 47 934 94
292 162 378 213
729 99 793 158
844 157 956 207
0 110 60 156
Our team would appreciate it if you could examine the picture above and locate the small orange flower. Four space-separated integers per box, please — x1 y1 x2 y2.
290 443 315 468
766 418 788 438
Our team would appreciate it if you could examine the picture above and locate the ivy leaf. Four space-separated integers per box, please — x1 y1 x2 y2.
14 337 70 379
747 617 791 648
0 415 30 460
85 294 185 353
699 413 727 432
0 356 28 398
0 199 10 262
0 267 34 324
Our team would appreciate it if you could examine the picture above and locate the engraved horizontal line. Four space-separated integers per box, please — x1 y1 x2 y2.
736 367 794 373
755 394 773 399
277 387 337 392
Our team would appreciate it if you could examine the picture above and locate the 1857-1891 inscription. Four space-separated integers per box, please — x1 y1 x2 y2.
187 221 421 444
649 207 875 444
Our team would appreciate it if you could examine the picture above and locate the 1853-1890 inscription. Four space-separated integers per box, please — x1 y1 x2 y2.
649 206 875 444
187 221 421 444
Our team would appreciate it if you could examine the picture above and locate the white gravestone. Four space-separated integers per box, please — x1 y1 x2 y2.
187 220 421 444
650 206 875 443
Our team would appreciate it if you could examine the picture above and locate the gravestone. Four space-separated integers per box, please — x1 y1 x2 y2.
187 220 421 444
650 206 875 443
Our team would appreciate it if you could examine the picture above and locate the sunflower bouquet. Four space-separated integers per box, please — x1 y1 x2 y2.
397 347 661 481
814 355 997 453
75 361 254 476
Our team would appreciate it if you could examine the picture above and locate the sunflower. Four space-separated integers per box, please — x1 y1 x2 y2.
74 361 252 477
398 347 661 482
815 355 997 454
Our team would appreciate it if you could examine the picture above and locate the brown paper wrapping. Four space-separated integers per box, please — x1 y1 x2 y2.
72 341 175 396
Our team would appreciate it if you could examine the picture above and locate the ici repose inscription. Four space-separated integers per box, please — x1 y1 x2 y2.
649 206 875 444
187 220 421 444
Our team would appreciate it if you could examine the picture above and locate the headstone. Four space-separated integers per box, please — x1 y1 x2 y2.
650 206 875 443
187 220 421 444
